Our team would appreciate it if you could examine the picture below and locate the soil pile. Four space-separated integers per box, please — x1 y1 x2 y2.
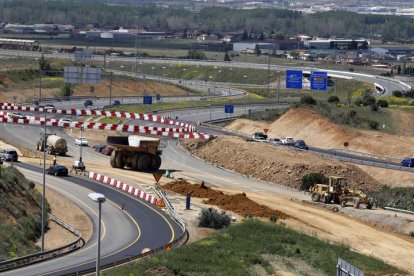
182 136 381 191
163 181 289 219
226 107 414 158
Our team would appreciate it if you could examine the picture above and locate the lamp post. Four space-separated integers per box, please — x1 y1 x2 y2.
88 193 106 276
79 126 84 162
243 75 247 113
41 106 47 252
208 76 213 120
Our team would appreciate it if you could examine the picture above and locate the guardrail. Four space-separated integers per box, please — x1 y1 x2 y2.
331 149 402 165
0 213 85 273
152 186 186 232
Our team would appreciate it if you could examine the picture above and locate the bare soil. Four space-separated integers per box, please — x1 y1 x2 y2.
183 136 381 191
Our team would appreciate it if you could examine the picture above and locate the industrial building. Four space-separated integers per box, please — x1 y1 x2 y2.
304 39 369 50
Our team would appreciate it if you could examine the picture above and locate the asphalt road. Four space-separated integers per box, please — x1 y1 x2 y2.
4 162 182 275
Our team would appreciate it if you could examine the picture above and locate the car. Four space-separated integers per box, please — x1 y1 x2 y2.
93 144 107 152
252 132 268 142
294 140 309 150
101 146 114 156
268 138 282 145
75 137 88 146
84 100 93 108
44 104 55 110
0 149 18 162
10 112 27 120
401 158 414 167
47 165 68 176
72 160 85 171
112 100 121 106
58 118 72 125
281 137 295 146
0 157 3 165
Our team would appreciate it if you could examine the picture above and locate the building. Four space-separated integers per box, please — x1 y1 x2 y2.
304 39 369 50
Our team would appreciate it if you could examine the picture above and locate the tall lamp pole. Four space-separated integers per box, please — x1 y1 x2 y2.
88 193 106 276
41 105 46 252
79 126 84 162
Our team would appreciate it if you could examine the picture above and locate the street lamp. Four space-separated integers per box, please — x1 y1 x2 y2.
79 126 84 162
88 193 106 276
208 76 213 120
243 75 247 112
40 106 47 252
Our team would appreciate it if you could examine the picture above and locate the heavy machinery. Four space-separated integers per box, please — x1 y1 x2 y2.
37 129 68 156
309 176 372 209
107 135 162 172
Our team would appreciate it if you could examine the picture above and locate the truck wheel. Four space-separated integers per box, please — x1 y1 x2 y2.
323 195 330 204
311 193 320 202
115 151 124 169
150 155 161 171
137 154 150 171
110 150 116 168
132 154 140 170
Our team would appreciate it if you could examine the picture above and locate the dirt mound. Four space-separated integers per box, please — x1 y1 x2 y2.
226 107 414 158
163 181 289 219
182 136 381 191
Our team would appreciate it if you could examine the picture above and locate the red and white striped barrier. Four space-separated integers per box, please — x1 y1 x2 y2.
88 172 158 205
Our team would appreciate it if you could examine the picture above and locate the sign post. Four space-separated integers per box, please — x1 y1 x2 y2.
286 70 303 90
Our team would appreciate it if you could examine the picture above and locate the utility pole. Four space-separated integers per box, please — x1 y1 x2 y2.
39 71 42 100
267 54 271 96
277 73 281 103
109 72 113 106
41 105 46 252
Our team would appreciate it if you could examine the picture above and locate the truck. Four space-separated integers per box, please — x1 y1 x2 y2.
37 130 68 156
107 135 162 172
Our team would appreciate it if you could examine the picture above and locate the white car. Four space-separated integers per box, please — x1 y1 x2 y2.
58 118 72 126
269 138 283 145
281 137 295 146
75 137 88 146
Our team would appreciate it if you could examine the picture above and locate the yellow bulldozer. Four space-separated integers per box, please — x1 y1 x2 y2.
309 176 373 209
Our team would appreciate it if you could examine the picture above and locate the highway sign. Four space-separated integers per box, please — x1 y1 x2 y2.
224 105 234 114
143 96 153 105
74 50 93 61
153 173 162 183
263 128 269 134
64 67 101 85
64 66 82 84
310 71 328 91
286 70 303 89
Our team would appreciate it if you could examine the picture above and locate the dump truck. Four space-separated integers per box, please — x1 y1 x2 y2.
107 135 162 171
309 176 373 209
37 130 68 156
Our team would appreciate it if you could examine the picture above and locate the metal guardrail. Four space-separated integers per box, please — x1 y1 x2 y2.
337 258 364 276
384 207 414 215
0 213 85 273
331 149 402 164
152 186 186 232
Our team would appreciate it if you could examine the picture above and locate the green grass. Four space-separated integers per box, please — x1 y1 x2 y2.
240 108 288 122
103 219 400 276
369 186 414 211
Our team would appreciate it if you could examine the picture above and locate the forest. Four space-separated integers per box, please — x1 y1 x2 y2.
0 0 413 41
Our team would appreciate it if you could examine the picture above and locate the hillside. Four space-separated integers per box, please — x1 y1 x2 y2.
0 166 47 261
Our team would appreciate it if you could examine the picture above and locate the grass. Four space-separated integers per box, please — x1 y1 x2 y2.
240 108 288 122
368 186 414 211
103 219 400 276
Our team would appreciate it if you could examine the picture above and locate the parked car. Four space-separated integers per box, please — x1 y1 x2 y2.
93 144 107 152
294 140 309 150
10 112 27 120
281 137 295 146
252 132 268 142
84 100 93 108
101 146 114 156
112 100 121 106
47 165 68 176
72 160 85 171
0 149 18 162
44 104 55 110
401 158 414 167
58 118 72 125
75 137 88 146
268 138 282 145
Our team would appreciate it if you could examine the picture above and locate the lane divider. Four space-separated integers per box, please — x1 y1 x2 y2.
88 172 158 205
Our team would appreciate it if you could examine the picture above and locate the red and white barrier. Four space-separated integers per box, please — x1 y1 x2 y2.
88 172 158 205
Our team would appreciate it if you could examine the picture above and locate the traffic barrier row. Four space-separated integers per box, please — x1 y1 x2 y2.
88 172 158 205
0 104 196 131
0 116 213 139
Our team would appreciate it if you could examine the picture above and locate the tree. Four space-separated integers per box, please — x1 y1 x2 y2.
38 54 51 72
224 51 231 62
187 49 206 60
362 94 376 106
300 95 317 105
61 83 71 96
242 29 248 40
392 90 403 97
254 44 261 56
301 173 327 191
259 32 265 40
327 95 340 104
377 99 389 107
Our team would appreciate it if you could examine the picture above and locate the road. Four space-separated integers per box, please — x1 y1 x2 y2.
2 162 182 275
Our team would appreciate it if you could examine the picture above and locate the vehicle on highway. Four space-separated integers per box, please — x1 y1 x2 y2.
9 112 27 120
0 149 18 162
294 140 309 150
75 137 88 146
281 137 295 146
401 157 414 167
252 132 268 142
44 104 55 110
268 138 282 145
112 100 121 106
0 157 3 165
47 165 69 176
37 129 68 156
72 160 85 171
93 144 107 152
84 100 93 108
58 118 72 125
101 146 114 156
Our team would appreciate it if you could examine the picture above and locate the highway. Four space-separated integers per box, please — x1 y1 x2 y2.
2 162 182 275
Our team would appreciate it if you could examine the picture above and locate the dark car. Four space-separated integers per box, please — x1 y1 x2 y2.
0 149 18 162
47 165 68 176
112 100 121 106
93 144 107 152
101 146 114 156
84 100 93 108
401 158 414 167
294 140 309 150
0 157 3 165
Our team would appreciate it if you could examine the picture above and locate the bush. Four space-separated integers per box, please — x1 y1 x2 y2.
368 120 379 130
353 98 363 106
409 99 414 106
327 95 340 104
198 208 231 229
370 103 379 112
362 95 376 106
392 90 403 97
300 95 316 105
300 173 327 191
376 99 389 107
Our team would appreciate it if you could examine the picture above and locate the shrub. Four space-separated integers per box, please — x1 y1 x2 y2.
198 208 231 229
300 173 327 191
368 120 379 130
300 95 316 105
392 90 403 97
348 110 357 117
348 68 355 72
327 95 340 104
376 99 389 107
409 99 414 106
362 95 376 106
353 98 363 106
370 103 379 112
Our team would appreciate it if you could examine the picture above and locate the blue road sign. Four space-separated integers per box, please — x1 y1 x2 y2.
310 71 328 91
224 105 234 114
286 70 303 89
143 96 153 105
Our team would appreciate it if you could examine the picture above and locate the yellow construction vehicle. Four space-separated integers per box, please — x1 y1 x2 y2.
309 176 372 209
